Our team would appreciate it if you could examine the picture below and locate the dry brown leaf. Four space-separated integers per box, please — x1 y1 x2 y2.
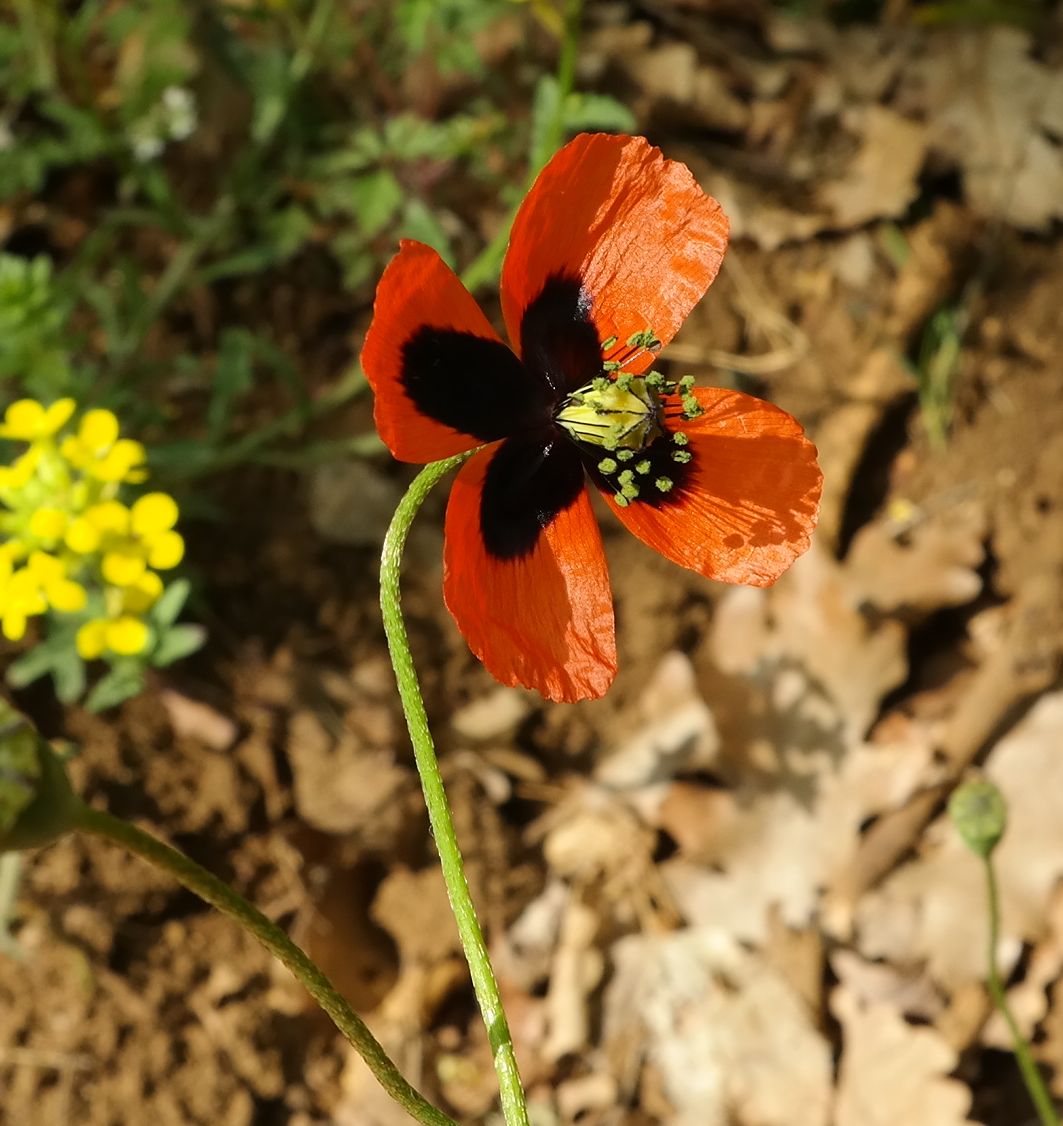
845 501 986 617
909 27 1063 230
594 651 719 790
287 710 418 839
833 985 975 1126
542 895 603 1063
660 731 936 941
602 930 832 1126
159 690 238 751
819 106 927 228
710 544 908 748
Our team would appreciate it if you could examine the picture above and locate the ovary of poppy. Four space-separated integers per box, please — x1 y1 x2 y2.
361 132 823 703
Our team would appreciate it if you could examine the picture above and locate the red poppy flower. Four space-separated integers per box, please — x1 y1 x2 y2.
362 133 822 703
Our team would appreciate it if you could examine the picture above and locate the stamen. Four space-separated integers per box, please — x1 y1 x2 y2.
655 477 674 493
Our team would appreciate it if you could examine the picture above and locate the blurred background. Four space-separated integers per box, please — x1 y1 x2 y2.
2 0 1063 1123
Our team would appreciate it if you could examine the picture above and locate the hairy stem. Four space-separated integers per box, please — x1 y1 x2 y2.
379 453 530 1126
983 854 1060 1126
74 803 456 1126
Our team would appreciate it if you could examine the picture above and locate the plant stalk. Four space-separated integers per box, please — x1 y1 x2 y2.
379 453 530 1126
73 803 456 1126
983 854 1060 1126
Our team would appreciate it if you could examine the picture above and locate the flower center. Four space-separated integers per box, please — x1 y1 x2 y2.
554 375 663 451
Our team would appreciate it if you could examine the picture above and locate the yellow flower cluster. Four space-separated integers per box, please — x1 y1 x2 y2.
0 398 185 661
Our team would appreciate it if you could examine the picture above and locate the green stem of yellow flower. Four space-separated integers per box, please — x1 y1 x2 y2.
379 453 530 1126
72 803 457 1126
982 853 1060 1126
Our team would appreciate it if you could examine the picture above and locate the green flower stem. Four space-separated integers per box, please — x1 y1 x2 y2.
72 803 456 1126
380 454 530 1126
982 853 1060 1126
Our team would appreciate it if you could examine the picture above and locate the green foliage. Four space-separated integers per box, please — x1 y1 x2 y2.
0 0 638 711
0 256 74 398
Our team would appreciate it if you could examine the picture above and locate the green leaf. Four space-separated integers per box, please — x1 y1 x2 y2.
151 578 191 629
208 328 255 440
562 92 637 135
86 666 145 713
152 624 206 667
52 650 87 706
349 169 404 238
398 198 454 265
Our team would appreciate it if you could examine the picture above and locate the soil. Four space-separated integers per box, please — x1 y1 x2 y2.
4 7 1063 1126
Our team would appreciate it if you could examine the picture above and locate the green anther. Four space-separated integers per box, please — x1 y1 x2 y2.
615 373 633 391
602 360 621 372
682 395 702 417
655 477 674 493
673 431 688 446
614 493 630 507
636 459 651 475
602 432 618 450
598 458 617 475
672 450 692 464
645 371 664 388
592 376 610 393
679 375 696 392
617 448 635 462
617 469 635 486
601 335 618 352
621 480 640 499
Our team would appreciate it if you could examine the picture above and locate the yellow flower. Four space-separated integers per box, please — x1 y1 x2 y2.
77 614 151 658
0 556 47 641
92 439 147 484
131 493 178 538
102 551 146 588
147 530 184 570
85 500 130 536
122 570 163 614
106 616 150 655
76 618 109 660
0 398 76 442
60 409 147 485
0 447 42 492
48 579 87 613
29 506 68 542
64 516 101 555
24 551 87 613
77 408 120 453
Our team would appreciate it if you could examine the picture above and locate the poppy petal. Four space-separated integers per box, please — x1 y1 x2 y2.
362 240 551 462
443 437 617 702
500 134 729 373
592 389 822 586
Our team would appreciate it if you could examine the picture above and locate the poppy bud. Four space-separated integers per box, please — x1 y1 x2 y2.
0 702 80 853
949 779 1007 859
